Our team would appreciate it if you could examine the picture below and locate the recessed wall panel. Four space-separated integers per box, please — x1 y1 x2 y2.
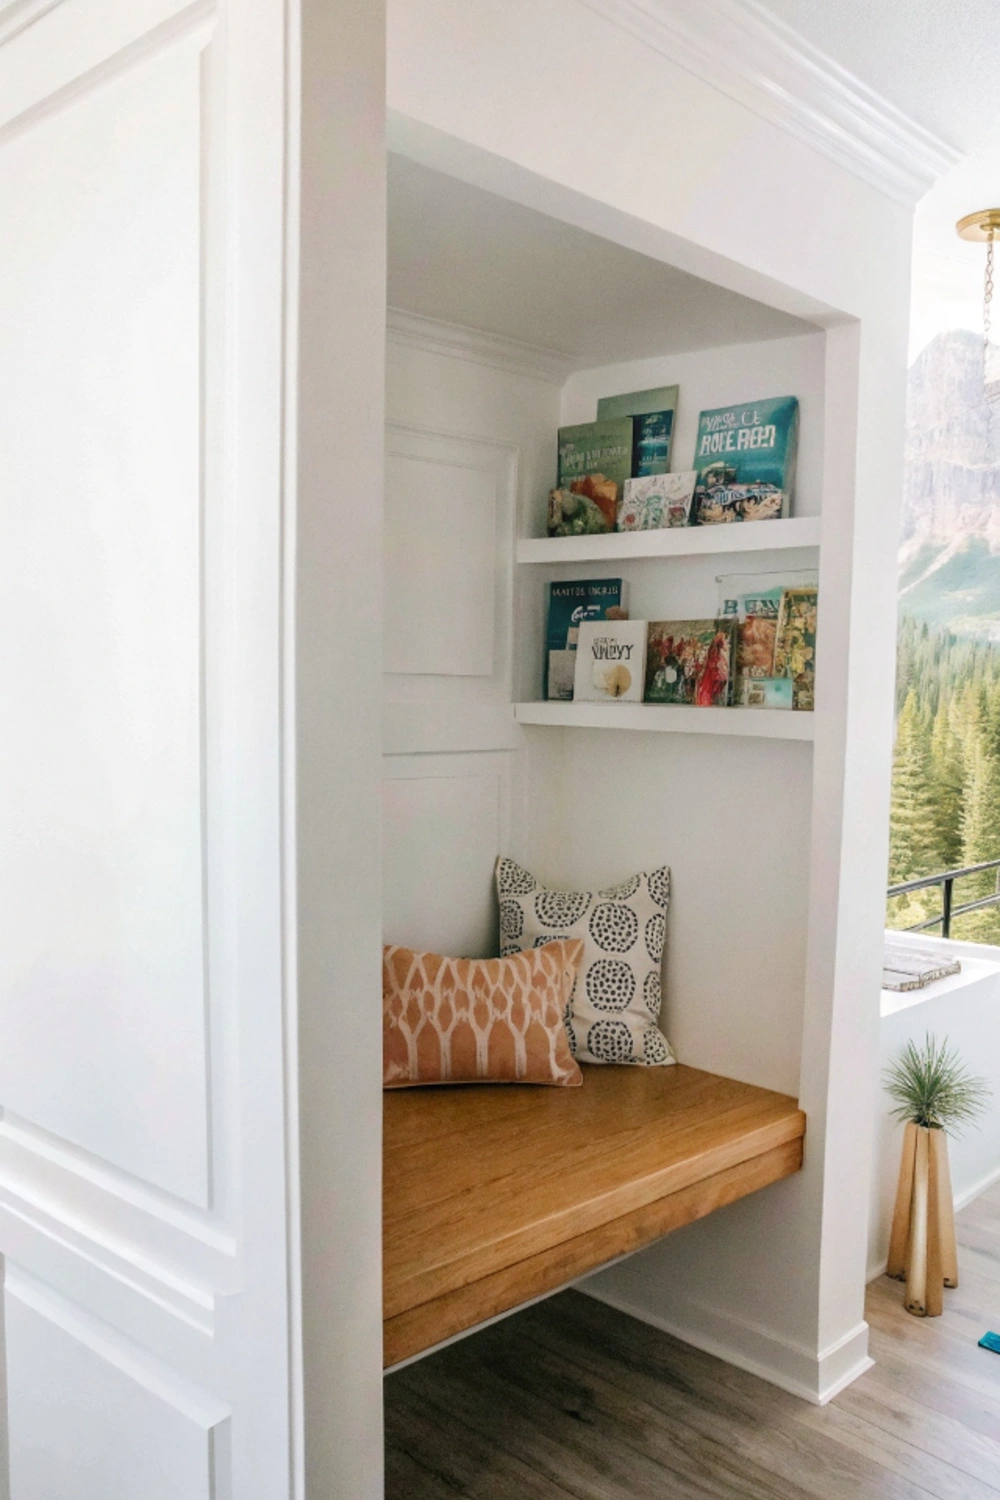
6 1269 228 1500
0 44 209 1202
384 432 501 678
382 763 508 958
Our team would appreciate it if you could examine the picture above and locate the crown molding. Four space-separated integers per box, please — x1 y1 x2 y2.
0 0 65 46
386 308 575 383
576 0 963 207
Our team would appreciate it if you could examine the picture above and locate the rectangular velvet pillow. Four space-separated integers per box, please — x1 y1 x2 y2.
382 941 584 1088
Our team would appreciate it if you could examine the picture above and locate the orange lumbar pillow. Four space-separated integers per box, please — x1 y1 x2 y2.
382 940 585 1088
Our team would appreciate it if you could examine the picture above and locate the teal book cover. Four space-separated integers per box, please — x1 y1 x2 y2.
546 579 628 700
598 385 679 477
692 395 799 524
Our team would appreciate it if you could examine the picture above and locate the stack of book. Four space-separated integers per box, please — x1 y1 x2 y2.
548 386 799 536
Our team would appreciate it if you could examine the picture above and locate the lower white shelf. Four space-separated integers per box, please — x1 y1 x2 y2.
514 701 816 740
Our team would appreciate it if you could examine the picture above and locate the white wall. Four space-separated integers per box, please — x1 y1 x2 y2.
869 937 1000 1279
381 330 559 957
387 0 913 1404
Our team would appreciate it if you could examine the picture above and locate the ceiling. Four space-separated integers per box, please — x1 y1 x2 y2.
758 0 1000 359
387 155 813 368
758 0 1000 158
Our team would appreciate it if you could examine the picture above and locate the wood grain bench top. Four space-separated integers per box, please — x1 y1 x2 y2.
383 1064 805 1366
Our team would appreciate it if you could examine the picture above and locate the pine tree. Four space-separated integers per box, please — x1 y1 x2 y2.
930 694 963 870
887 615 1000 943
954 681 1000 941
889 690 941 886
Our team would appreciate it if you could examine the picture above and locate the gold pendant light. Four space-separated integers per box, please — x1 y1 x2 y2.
957 208 1000 413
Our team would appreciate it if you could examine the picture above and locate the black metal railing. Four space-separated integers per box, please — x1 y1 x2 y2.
887 858 1000 938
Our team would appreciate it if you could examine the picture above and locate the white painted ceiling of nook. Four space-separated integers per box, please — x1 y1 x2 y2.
387 155 812 367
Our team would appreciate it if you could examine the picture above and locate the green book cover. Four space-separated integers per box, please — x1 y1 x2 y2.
692 395 798 524
557 417 633 497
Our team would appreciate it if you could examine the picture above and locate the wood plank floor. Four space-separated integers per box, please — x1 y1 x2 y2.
385 1180 1000 1498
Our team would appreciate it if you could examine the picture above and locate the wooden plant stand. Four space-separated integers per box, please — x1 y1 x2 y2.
886 1121 958 1316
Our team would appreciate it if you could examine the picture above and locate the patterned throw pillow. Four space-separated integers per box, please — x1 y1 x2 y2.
495 858 673 1067
382 941 584 1088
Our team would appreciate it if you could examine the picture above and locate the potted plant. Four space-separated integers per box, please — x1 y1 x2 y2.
884 1034 990 1316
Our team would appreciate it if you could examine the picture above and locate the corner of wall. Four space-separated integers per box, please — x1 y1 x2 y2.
579 1282 872 1406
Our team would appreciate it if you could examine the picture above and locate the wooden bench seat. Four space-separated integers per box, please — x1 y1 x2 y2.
383 1063 806 1368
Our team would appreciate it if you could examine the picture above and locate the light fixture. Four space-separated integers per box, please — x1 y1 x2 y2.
956 208 1000 408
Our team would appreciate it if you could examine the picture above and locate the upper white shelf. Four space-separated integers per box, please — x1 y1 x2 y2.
515 701 816 740
516 515 821 564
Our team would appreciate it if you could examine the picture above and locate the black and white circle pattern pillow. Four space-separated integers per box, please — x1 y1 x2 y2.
495 858 673 1067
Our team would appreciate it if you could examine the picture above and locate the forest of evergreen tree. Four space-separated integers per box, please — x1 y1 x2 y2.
889 614 1000 941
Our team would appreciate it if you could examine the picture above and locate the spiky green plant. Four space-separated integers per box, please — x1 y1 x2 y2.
884 1034 991 1135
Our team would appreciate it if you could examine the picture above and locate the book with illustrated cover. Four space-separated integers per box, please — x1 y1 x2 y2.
693 396 799 524
618 472 697 531
598 385 679 477
552 418 633 534
718 571 817 709
545 579 628 701
572 620 647 702
774 586 818 710
644 619 736 707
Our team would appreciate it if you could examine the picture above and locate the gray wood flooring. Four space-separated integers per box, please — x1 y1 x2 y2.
385 1181 1000 1498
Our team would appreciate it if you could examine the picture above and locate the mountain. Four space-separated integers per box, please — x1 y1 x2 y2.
899 329 1000 637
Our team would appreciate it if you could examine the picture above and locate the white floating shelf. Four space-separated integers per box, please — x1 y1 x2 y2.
516 515 821 564
514 701 816 740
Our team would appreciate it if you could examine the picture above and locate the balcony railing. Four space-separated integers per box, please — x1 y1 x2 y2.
887 858 1000 938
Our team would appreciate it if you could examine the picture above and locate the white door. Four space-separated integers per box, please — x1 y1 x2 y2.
0 0 296 1493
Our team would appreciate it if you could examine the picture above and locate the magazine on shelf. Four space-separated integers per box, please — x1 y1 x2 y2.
774 585 818 711
572 620 647 702
597 384 679 478
618 472 697 531
545 579 628 701
644 619 736 707
552 418 634 535
882 946 961 992
693 396 799 524
718 572 818 710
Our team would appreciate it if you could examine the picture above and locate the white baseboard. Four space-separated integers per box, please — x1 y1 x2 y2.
954 1160 1000 1213
581 1285 872 1405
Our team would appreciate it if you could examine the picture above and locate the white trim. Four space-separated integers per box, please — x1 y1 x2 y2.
0 0 65 47
582 1284 872 1404
575 0 963 206
387 307 575 384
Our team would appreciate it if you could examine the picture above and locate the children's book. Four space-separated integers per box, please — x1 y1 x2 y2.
644 619 735 707
774 585 818 711
618 472 697 531
573 620 647 703
553 418 634 533
693 396 799 524
598 385 679 478
546 579 628 701
717 571 817 708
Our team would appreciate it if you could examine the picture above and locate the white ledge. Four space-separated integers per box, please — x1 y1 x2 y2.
517 515 820 564
515 701 815 739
